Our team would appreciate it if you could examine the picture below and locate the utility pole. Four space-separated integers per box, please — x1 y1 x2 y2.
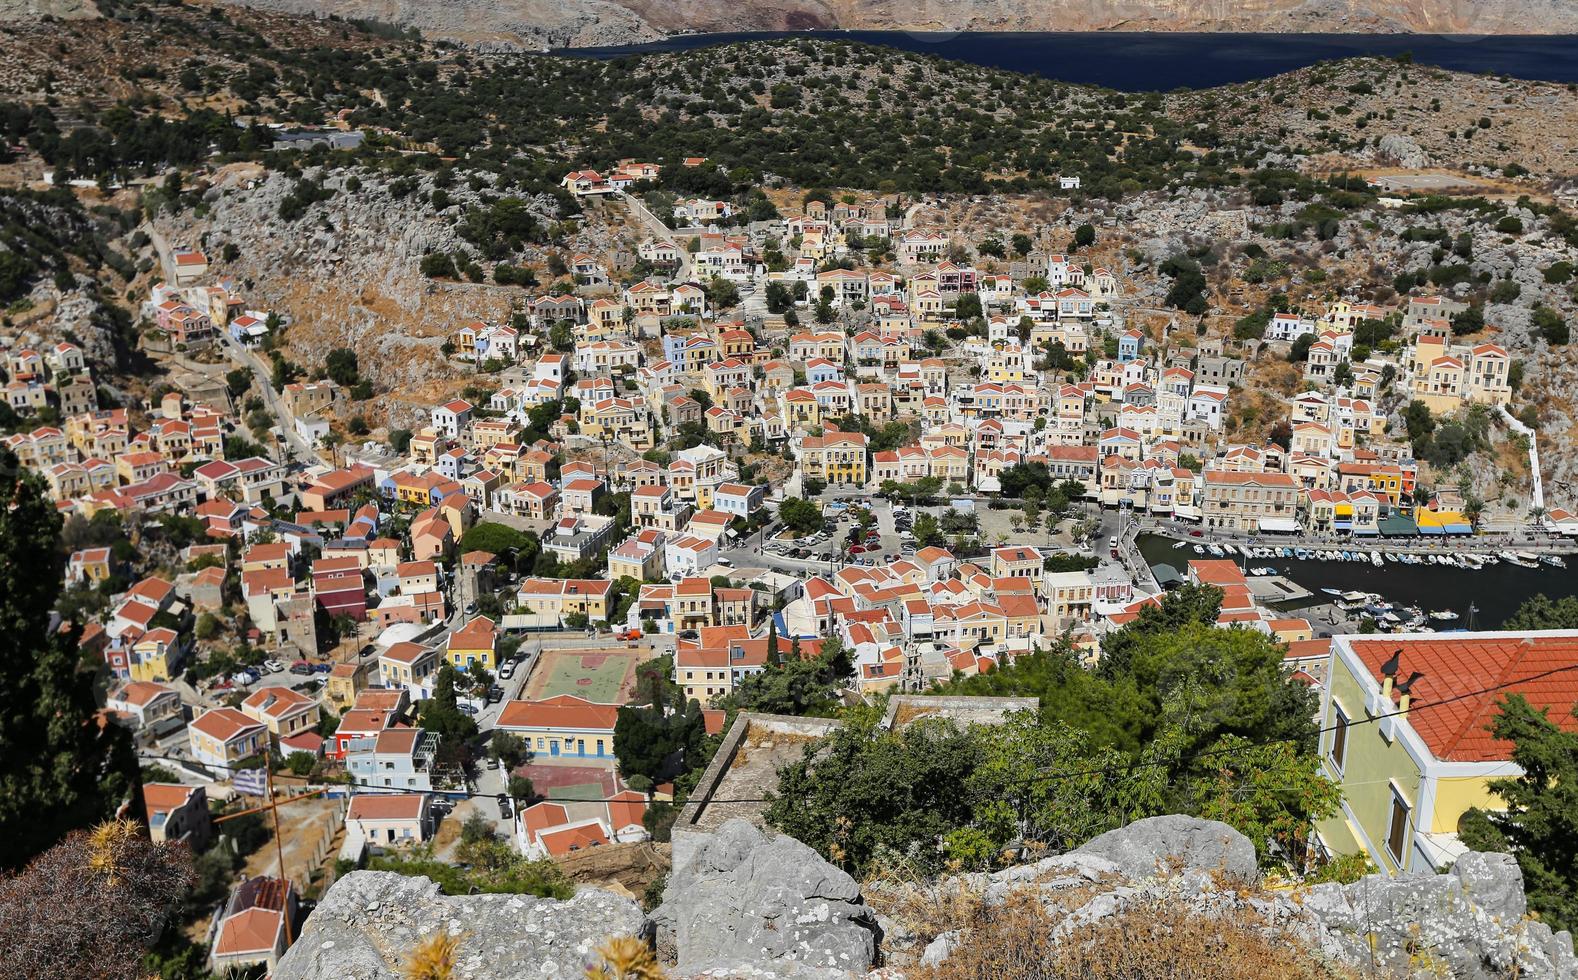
214 766 328 947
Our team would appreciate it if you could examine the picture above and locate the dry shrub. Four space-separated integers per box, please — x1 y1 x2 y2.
585 935 667 980
404 930 462 980
863 870 986 950
0 819 195 980
917 891 1359 980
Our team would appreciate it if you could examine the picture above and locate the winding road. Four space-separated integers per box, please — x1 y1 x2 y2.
143 222 319 467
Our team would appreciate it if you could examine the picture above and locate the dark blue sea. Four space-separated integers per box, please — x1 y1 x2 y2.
556 31 1578 91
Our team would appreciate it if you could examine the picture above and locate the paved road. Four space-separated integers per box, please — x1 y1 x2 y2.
219 331 320 466
144 222 318 467
619 192 692 282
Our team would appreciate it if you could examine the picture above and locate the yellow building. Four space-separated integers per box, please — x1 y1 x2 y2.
1316 632 1578 874
799 431 868 486
129 627 183 683
514 578 612 627
445 615 498 672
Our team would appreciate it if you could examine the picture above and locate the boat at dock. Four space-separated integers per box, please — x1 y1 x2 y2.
1498 550 1541 568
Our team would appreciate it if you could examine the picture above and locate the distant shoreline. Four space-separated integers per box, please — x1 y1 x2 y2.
551 31 1578 90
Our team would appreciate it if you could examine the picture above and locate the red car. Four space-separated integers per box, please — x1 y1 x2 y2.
849 545 866 555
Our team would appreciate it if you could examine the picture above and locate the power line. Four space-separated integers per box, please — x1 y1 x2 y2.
140 654 1573 807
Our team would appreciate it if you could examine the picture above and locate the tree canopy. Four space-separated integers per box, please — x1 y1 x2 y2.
0 450 133 867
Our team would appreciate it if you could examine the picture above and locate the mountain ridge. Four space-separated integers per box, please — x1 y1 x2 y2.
213 0 1578 49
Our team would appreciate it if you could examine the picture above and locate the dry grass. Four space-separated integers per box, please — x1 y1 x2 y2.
404 931 462 980
914 891 1362 980
585 936 667 980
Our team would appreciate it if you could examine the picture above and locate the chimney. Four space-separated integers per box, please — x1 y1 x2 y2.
1396 671 1424 714
1380 649 1402 699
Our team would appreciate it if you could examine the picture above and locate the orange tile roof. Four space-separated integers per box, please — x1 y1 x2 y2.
347 793 427 821
497 695 618 732
213 907 282 957
1348 634 1578 763
191 707 264 742
142 782 199 815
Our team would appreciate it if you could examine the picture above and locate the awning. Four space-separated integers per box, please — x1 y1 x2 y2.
1378 514 1418 536
1153 564 1185 588
1417 510 1473 536
1258 517 1301 533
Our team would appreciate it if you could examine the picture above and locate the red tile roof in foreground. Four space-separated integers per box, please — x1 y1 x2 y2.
1349 634 1578 763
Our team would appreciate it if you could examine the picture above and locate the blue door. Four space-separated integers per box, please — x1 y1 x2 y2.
549 741 559 757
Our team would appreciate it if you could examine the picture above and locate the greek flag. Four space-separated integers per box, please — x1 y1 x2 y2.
232 768 267 796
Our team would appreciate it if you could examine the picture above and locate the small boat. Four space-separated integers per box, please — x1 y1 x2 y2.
1543 554 1567 568
1499 550 1540 568
1207 544 1224 557
1430 610 1459 621
1193 544 1205 554
1279 547 1293 558
1516 551 1542 565
1295 548 1310 560
1320 587 1344 597
1173 540 1190 549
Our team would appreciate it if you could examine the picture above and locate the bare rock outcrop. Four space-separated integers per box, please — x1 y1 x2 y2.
272 817 1575 980
272 870 645 980
651 818 881 977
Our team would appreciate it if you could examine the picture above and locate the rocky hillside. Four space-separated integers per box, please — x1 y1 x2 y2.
274 816 1577 979
211 0 1578 48
152 163 564 428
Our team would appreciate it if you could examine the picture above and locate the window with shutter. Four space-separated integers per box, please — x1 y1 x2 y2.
1387 790 1410 864
1330 705 1349 773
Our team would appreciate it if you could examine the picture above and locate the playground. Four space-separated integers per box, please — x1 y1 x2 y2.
523 647 638 704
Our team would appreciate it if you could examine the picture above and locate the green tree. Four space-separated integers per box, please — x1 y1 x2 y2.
0 449 132 868
1504 594 1578 630
489 731 530 769
725 638 848 716
324 347 360 386
1074 223 1096 248
421 663 478 744
777 497 824 535
1460 695 1578 932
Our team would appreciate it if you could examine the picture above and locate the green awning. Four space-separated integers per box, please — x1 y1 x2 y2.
1153 563 1185 587
1378 514 1418 536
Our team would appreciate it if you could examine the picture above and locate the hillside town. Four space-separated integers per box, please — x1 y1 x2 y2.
6 92 1578 974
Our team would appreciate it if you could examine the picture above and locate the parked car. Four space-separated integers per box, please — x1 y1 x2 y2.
230 670 257 686
621 628 642 641
497 794 513 820
263 659 285 674
312 662 334 674
497 662 516 680
486 686 504 704
849 545 866 555
289 662 314 676
458 703 479 716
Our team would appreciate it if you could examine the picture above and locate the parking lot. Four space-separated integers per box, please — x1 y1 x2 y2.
740 498 916 569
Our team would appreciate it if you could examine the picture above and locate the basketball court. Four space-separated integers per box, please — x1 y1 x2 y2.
524 648 638 704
